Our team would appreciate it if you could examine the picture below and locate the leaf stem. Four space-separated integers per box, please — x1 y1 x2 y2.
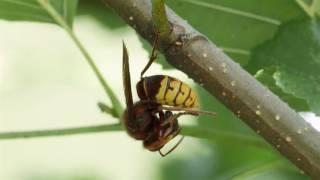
310 0 318 16
152 0 171 37
37 0 124 118
220 47 251 56
1 0 44 10
182 0 281 26
0 124 122 140
295 0 315 18
0 124 267 150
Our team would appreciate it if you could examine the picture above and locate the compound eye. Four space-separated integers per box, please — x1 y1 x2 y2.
137 116 147 124
136 113 153 130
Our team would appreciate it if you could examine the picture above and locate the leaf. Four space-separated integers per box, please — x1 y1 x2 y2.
230 160 308 180
49 0 78 27
255 68 309 112
247 20 320 115
77 0 126 29
313 0 320 16
295 0 320 18
0 0 78 26
152 0 171 37
159 0 306 68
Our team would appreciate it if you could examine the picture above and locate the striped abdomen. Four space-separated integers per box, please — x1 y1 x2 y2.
136 75 199 108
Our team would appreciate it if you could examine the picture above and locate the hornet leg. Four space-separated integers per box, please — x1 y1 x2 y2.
140 30 160 78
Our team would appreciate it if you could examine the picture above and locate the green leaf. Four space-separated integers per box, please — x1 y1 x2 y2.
295 0 320 18
146 0 306 68
152 0 171 37
255 68 309 112
247 20 320 115
230 160 307 180
49 0 78 27
0 0 78 26
77 0 126 29
313 0 320 16
161 0 306 68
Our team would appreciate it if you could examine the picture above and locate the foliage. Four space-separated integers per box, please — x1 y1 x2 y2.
162 0 320 118
0 0 318 179
0 0 123 117
0 0 78 26
248 20 320 115
254 68 309 111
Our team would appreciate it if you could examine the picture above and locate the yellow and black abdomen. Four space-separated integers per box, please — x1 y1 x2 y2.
136 75 199 108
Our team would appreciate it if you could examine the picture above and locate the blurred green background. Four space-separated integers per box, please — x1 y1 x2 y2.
0 0 319 179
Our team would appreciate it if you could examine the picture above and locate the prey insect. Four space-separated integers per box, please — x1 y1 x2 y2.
122 34 215 157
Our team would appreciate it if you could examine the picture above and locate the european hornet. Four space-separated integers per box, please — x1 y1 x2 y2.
122 34 215 156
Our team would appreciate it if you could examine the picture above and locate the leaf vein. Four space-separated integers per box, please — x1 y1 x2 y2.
0 0 42 10
0 11 52 21
181 0 281 26
220 47 251 56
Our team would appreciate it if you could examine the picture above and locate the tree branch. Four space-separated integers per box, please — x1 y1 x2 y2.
102 0 320 177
